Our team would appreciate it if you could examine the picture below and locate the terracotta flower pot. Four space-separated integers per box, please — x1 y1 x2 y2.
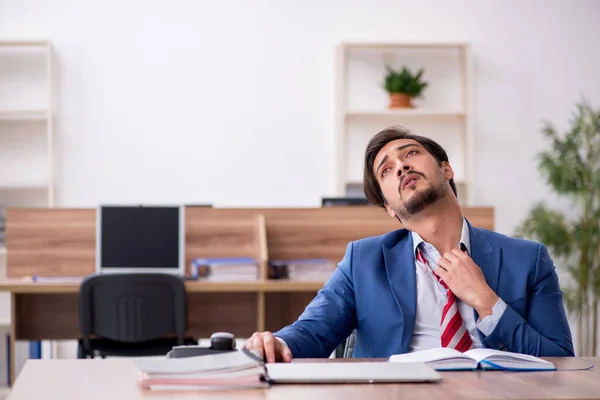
388 93 413 109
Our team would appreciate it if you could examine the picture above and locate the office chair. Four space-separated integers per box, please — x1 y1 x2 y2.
334 329 357 358
77 273 196 359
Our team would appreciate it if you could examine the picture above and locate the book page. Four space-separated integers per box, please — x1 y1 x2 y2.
464 348 553 365
389 348 468 363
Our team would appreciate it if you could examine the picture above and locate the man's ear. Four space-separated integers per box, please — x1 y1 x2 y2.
442 161 454 180
384 203 396 218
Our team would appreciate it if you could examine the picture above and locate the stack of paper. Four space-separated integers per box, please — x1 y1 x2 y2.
134 349 269 391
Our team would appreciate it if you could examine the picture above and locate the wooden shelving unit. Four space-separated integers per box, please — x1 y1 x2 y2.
334 41 474 205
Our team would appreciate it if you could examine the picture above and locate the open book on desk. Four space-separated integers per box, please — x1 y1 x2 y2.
133 349 268 391
389 348 556 371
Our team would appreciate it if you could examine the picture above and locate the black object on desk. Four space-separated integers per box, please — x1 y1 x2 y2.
166 332 237 358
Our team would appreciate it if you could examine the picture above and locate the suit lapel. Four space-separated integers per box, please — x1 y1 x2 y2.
467 221 501 334
468 222 501 294
382 235 417 353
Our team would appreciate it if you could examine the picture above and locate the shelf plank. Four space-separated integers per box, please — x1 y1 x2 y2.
0 40 50 47
0 110 48 121
0 183 50 190
342 41 468 49
262 280 325 292
0 279 327 294
346 109 466 118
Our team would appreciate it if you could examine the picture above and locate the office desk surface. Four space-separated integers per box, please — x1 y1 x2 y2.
8 357 600 400
0 279 326 293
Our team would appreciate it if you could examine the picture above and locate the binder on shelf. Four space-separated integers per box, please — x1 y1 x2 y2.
269 259 336 280
28 341 41 360
191 257 259 281
5 334 9 386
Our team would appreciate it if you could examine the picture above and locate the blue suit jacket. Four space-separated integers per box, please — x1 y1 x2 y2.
275 220 574 358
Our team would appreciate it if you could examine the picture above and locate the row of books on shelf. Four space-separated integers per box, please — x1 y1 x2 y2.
190 257 336 282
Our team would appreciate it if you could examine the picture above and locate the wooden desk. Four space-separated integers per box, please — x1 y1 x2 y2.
7 357 600 400
0 279 325 385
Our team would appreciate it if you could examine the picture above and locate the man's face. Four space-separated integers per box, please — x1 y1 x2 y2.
372 139 454 221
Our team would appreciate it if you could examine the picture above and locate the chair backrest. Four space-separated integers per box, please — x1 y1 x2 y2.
343 329 357 358
78 273 187 347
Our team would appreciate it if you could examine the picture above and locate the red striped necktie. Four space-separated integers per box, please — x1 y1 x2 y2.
416 247 473 352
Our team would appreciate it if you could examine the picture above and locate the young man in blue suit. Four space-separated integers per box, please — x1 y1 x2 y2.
245 125 574 363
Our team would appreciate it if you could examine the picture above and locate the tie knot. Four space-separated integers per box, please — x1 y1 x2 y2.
416 248 449 289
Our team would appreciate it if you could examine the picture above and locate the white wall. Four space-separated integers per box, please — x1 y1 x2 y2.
0 0 599 234
1 0 599 356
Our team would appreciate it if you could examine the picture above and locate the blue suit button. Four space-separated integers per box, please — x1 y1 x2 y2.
497 342 504 349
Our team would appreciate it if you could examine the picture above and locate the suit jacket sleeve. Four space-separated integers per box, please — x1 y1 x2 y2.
273 242 357 358
482 243 575 356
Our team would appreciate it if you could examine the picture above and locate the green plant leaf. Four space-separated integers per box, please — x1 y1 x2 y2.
383 65 428 97
514 202 573 259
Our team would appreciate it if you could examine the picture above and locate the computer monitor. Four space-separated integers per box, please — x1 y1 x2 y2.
96 205 185 275
321 197 371 207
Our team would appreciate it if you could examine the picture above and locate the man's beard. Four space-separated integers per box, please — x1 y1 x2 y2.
394 175 448 221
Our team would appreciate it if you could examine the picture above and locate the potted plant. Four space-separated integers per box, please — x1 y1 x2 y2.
514 99 600 356
383 65 428 109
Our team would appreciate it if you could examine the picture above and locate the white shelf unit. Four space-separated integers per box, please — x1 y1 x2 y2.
0 40 54 385
334 41 474 206
0 40 55 208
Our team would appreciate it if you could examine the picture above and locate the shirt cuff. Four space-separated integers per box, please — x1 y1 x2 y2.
275 336 289 349
476 297 507 337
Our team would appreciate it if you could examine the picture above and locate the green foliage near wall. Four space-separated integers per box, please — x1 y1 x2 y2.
515 98 600 356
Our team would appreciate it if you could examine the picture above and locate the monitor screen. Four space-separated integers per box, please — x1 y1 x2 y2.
97 205 184 274
321 197 371 207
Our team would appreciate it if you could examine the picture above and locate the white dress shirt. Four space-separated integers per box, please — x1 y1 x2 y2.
409 218 506 351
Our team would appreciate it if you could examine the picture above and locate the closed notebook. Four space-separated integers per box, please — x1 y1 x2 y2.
389 348 556 371
134 349 268 391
